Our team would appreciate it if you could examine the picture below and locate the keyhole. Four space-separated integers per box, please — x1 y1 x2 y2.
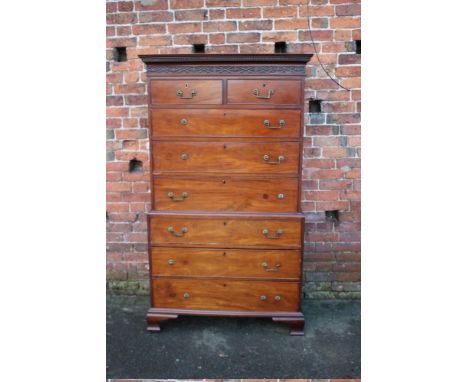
223 144 227 149
223 112 227 116
223 221 227 226
223 251 227 256
222 180 226 184
185 83 188 88
262 83 266 87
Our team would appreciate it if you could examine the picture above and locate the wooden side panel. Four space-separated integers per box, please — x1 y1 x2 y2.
151 248 301 279
153 176 299 212
150 79 223 104
148 214 302 248
152 141 300 174
152 278 300 312
151 109 302 138
227 80 302 105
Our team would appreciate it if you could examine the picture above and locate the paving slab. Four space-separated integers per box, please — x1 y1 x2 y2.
107 294 360 379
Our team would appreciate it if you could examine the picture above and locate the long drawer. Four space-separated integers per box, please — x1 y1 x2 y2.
153 176 298 212
148 213 303 248
152 141 300 174
151 109 302 138
151 247 301 279
227 79 302 105
152 278 300 312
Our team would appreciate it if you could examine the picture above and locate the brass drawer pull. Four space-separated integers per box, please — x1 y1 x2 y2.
183 292 190 299
176 89 197 99
180 118 188 126
167 226 188 237
275 295 281 302
262 228 283 239
263 119 285 129
260 295 267 301
277 193 285 199
252 88 274 99
263 154 285 164
181 153 189 160
167 259 175 265
261 261 282 272
167 191 189 202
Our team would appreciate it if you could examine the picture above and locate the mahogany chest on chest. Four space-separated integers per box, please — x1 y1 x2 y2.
140 54 312 335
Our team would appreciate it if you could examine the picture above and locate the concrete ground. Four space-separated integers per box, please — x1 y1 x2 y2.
107 294 360 379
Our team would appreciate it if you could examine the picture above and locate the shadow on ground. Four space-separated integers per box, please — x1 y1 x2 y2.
107 294 360 379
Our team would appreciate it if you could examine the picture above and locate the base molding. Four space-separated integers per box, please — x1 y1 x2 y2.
146 308 305 336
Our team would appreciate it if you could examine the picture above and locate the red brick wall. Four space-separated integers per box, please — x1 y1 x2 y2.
106 0 361 298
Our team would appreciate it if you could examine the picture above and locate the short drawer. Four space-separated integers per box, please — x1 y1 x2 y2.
152 141 300 174
150 79 222 104
227 80 302 105
148 213 302 248
151 109 302 138
153 176 299 212
151 248 301 279
152 278 300 312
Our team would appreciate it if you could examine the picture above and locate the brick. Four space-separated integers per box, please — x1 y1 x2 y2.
239 20 273 31
304 191 341 201
107 107 129 118
239 44 272 53
174 34 208 45
263 6 297 18
336 4 361 16
226 8 261 19
303 159 335 169
168 22 202 33
107 2 117 13
262 31 297 42
114 83 146 94
326 113 360 124
275 18 309 30
106 37 137 48
118 1 134 12
175 9 207 21
321 102 355 113
206 45 239 53
335 29 352 41
298 5 335 17
106 13 137 25
209 9 225 19
243 0 276 5
306 79 340 90
320 180 353 190
226 32 260 43
135 0 168 11
209 33 225 44
335 66 361 77
298 30 333 41
132 24 166 35
339 53 361 65
116 26 131 36
170 0 204 8
330 17 361 29
115 129 148 139
107 96 124 106
206 0 240 6
203 21 237 32
316 201 350 211
125 95 148 105
139 35 172 46
138 11 173 22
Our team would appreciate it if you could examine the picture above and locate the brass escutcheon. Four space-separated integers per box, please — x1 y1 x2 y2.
181 153 189 160
260 295 267 301
183 292 190 299
167 259 175 265
180 118 188 125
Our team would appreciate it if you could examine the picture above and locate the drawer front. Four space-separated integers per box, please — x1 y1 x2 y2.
151 109 301 138
149 215 302 248
152 278 300 312
150 79 222 104
227 80 302 105
152 141 299 174
151 248 301 279
153 176 298 212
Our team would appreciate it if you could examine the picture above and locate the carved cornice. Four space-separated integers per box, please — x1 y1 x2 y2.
147 64 306 75
139 53 313 65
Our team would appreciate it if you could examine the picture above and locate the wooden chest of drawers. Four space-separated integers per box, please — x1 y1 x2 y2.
140 54 312 335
